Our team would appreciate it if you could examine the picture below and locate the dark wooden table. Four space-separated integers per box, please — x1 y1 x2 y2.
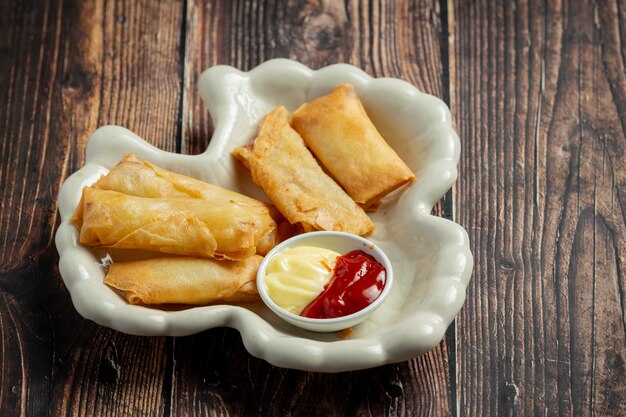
2 0 625 415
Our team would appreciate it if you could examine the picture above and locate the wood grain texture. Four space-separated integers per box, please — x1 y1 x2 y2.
0 0 184 416
5 0 624 415
450 0 626 415
1 0 456 416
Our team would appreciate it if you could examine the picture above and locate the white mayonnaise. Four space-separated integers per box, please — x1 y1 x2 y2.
264 246 339 314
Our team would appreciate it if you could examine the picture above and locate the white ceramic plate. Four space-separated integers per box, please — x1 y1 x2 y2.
55 59 473 372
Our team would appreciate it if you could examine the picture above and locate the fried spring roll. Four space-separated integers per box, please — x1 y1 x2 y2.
72 154 281 255
232 106 375 236
77 187 274 260
94 154 265 205
291 83 415 208
104 255 262 305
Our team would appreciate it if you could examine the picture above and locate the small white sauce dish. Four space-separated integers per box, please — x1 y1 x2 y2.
257 231 394 332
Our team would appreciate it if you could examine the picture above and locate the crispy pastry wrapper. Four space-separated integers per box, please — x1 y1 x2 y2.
291 83 415 208
104 255 262 305
72 154 282 255
76 187 274 261
232 106 375 236
93 154 265 205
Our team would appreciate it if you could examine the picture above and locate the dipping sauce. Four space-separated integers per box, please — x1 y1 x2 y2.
264 246 341 314
300 250 386 319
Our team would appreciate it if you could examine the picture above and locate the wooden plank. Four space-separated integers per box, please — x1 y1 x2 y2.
178 1 454 416
53 0 186 413
96 0 185 151
0 0 184 415
450 0 626 415
0 2 81 415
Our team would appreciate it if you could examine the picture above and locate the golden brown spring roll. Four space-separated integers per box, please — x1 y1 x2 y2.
232 106 375 236
95 153 266 205
77 187 274 260
72 154 281 255
291 83 415 208
104 255 262 305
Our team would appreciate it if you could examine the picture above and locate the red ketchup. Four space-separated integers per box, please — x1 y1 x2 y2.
300 250 386 319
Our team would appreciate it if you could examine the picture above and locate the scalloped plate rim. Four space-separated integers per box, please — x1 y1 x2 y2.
54 59 473 372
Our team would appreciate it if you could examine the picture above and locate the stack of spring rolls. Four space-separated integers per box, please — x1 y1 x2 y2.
72 83 414 308
232 83 415 231
72 154 284 305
